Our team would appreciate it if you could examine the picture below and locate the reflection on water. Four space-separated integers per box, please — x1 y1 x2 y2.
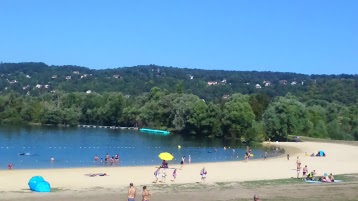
0 126 265 169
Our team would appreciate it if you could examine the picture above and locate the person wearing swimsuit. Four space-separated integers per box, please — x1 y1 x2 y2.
142 186 151 201
128 183 136 201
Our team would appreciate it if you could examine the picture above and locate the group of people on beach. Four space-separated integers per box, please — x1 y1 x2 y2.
127 183 151 201
94 153 120 165
152 158 207 184
295 156 335 182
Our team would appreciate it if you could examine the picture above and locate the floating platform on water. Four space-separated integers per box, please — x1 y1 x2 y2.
139 128 170 135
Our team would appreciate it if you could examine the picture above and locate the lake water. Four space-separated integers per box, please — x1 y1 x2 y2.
0 126 266 169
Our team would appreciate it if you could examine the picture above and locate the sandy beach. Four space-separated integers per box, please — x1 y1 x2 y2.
2 141 358 200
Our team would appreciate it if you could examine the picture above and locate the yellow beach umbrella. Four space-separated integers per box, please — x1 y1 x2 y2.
158 152 174 161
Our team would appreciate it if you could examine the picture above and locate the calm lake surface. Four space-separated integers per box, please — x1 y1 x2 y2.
0 126 266 169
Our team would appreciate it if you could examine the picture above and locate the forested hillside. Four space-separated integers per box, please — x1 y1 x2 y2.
0 62 357 104
0 62 357 141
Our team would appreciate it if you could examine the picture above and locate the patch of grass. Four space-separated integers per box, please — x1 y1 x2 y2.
241 178 305 188
241 174 358 189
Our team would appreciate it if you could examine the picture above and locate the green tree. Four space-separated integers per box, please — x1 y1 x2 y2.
221 94 255 139
263 96 309 140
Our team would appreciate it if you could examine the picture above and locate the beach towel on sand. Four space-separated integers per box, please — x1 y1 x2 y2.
85 173 108 177
305 180 342 183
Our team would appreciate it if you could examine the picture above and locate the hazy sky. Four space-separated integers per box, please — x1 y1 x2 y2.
0 0 357 74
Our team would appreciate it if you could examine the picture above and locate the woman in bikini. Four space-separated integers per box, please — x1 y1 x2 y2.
142 186 151 201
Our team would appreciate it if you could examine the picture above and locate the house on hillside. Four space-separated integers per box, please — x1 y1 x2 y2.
113 74 121 79
25 75 31 78
263 80 271 87
222 94 230 99
9 80 18 84
291 81 297 85
35 84 42 89
207 81 218 86
65 76 71 80
52 75 58 79
221 79 227 83
73 71 80 74
189 75 194 80
44 85 49 89
279 80 288 85
255 84 262 89
22 85 30 90
86 90 92 94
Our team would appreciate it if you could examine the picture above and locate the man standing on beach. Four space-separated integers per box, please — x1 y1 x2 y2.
128 183 136 201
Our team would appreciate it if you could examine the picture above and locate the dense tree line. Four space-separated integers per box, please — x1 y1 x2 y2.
0 62 357 105
0 88 357 142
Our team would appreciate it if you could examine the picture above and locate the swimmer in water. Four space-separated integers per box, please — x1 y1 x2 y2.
50 156 55 162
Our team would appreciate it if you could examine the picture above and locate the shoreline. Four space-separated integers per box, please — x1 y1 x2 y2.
2 141 358 193
1 142 283 171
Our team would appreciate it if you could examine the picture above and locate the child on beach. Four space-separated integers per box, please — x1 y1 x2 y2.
172 169 177 182
161 168 166 183
154 168 160 183
200 167 207 182
8 163 13 170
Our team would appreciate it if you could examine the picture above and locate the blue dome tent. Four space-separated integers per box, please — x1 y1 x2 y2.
318 150 325 157
28 176 51 192
34 181 51 192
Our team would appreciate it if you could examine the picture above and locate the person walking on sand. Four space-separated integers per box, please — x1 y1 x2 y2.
296 160 301 179
142 186 151 201
154 168 160 183
180 156 185 169
172 168 177 182
161 168 167 183
200 167 207 182
128 183 136 201
264 151 268 160
245 152 249 162
287 154 290 160
302 165 308 179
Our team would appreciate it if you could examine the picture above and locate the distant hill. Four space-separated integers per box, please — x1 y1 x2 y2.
0 62 357 104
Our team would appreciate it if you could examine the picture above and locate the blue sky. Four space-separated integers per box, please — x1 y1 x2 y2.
0 1 357 74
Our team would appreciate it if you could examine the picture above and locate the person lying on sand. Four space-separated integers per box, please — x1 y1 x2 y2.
85 173 107 177
320 173 332 182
